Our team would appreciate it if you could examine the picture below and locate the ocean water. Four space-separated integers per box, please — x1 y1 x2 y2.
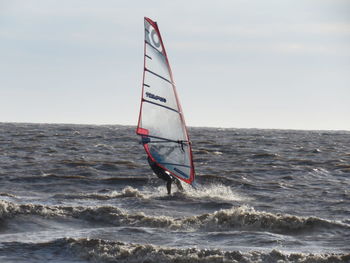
0 123 349 263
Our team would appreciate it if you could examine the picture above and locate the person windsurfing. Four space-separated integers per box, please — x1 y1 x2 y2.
147 156 183 195
136 18 196 192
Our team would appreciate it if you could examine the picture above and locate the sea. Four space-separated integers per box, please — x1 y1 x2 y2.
0 122 349 263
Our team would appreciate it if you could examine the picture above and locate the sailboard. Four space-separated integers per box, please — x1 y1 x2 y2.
136 17 195 185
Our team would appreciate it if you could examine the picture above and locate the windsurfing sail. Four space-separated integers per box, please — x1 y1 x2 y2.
136 17 195 185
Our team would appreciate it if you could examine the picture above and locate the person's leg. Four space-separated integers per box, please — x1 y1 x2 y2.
166 180 172 195
174 178 183 191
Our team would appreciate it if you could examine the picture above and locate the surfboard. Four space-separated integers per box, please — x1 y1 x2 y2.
136 17 195 185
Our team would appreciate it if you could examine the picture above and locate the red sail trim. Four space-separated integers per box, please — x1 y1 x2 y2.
136 128 149 136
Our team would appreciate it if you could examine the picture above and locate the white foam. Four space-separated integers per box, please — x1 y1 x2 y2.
182 183 247 202
141 183 247 202
142 186 170 198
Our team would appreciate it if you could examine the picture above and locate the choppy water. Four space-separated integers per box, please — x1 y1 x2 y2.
0 123 349 262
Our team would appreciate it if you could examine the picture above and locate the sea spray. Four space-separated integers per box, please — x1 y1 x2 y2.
180 183 247 202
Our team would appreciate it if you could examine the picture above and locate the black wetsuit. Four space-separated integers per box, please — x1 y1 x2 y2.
147 157 183 194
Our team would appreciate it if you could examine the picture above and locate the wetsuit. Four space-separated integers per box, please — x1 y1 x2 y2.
147 157 183 194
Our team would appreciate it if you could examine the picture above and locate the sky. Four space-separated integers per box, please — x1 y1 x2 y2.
0 0 349 130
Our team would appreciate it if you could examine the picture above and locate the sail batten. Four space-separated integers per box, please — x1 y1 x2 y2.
145 68 173 84
136 17 195 185
143 99 179 113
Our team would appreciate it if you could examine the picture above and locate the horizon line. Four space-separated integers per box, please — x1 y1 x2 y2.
1 121 349 132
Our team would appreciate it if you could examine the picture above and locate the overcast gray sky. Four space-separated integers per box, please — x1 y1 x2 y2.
1 0 349 130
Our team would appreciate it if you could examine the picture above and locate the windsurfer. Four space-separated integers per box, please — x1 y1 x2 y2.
147 156 183 195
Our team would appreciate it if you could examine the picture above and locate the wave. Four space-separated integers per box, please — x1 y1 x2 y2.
197 174 238 186
0 199 176 229
0 192 17 198
51 184 245 203
192 148 223 155
1 237 349 263
9 174 90 183
66 238 350 263
52 186 145 200
60 159 139 170
251 152 280 159
1 200 348 235
171 183 247 202
185 206 350 234
9 174 150 186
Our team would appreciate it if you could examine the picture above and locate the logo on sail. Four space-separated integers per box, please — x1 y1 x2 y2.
145 21 163 53
146 92 166 103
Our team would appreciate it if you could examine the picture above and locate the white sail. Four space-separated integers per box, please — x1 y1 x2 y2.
136 17 195 184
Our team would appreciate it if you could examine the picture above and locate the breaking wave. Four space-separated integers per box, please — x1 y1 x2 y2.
139 183 245 203
1 237 349 263
67 238 350 263
52 186 145 200
172 183 247 202
1 200 348 235
185 206 350 234
0 199 176 229
51 184 245 203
